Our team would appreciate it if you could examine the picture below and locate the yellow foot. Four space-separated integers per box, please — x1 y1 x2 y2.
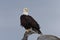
26 29 31 32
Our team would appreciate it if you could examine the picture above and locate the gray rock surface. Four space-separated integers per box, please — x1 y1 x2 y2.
37 35 60 40
22 31 60 40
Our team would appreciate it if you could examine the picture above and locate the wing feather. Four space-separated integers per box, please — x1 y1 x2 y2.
26 15 40 29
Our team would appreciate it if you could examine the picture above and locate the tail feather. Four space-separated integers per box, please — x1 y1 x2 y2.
38 29 42 34
32 28 42 34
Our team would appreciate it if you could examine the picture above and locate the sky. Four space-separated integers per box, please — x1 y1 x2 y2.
0 0 60 40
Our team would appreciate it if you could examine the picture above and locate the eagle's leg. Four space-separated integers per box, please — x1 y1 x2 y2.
25 28 35 35
25 29 31 33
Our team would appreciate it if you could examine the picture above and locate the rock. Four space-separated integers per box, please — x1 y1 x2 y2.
37 35 60 40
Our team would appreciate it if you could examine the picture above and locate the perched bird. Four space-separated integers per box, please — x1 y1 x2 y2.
20 8 42 34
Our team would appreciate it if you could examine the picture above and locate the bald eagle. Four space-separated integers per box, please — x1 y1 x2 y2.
20 8 42 34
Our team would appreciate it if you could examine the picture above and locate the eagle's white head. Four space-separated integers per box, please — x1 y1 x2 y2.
23 8 29 15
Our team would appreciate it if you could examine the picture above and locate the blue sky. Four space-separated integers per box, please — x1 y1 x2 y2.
0 0 60 40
